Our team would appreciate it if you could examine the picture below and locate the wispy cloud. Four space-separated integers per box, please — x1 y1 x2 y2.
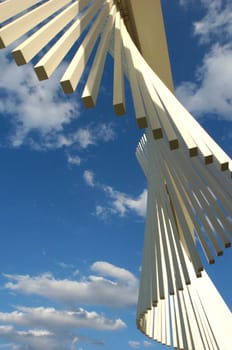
83 170 95 187
98 186 147 218
83 170 147 219
128 340 154 349
128 340 141 349
57 262 75 270
176 0 232 121
67 154 82 166
192 0 232 44
38 123 116 151
143 340 153 347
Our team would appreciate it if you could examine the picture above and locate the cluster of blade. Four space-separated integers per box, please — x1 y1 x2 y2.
136 132 232 349
0 0 232 349
0 0 127 111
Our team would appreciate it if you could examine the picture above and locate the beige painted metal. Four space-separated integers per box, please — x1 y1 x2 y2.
34 0 104 80
60 0 112 93
137 132 231 274
0 0 41 23
113 11 126 115
144 57 231 166
12 0 91 65
128 38 198 155
137 236 232 349
121 21 147 129
0 0 71 48
82 4 117 107
138 73 163 139
125 0 174 92
136 134 231 348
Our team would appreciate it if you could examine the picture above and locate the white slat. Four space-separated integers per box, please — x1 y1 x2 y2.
82 4 116 107
0 0 41 23
60 0 112 93
12 0 92 65
113 11 126 115
0 0 71 47
34 0 105 80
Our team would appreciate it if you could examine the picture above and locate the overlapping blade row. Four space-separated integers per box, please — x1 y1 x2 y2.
136 133 231 349
0 0 232 181
1 2 231 348
137 249 232 350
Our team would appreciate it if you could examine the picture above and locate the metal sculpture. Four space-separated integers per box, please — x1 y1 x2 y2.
136 132 232 349
0 0 231 349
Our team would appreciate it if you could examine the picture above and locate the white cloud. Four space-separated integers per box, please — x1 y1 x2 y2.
176 43 232 120
94 123 116 142
0 306 125 331
17 329 53 337
143 340 153 347
0 261 135 349
0 49 116 152
98 186 147 218
176 0 232 121
0 325 92 350
36 124 116 151
0 50 79 147
128 340 154 349
82 169 147 218
71 128 94 149
192 0 232 43
67 154 81 166
0 324 67 350
83 170 95 187
128 340 140 349
4 261 138 308
91 261 137 285
95 205 110 220
57 262 74 269
72 123 116 149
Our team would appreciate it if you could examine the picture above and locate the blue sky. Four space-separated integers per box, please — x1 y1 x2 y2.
0 0 231 349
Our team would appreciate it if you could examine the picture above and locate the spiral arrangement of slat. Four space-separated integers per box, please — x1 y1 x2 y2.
1 0 231 166
136 133 232 349
137 247 232 349
0 1 231 348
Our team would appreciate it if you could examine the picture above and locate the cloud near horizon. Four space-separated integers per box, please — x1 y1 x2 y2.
0 261 138 349
0 322 105 350
128 340 154 349
4 261 138 308
0 306 126 331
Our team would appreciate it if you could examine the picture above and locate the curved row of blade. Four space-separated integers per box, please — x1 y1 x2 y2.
0 0 130 115
137 131 231 276
136 132 232 348
1 0 231 175
137 248 232 350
